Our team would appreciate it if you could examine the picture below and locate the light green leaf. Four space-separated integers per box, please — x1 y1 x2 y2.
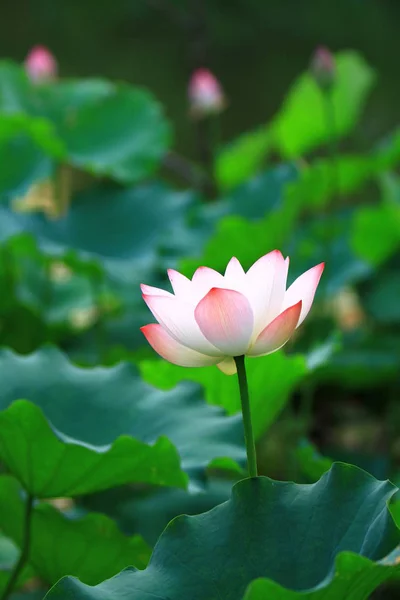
295 440 333 483
273 51 376 157
351 173 400 266
215 125 272 190
139 351 307 440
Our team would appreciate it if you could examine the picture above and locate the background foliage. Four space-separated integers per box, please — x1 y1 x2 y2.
1 2 400 599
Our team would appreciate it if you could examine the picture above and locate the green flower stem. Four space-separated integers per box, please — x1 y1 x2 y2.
0 493 34 600
234 355 258 478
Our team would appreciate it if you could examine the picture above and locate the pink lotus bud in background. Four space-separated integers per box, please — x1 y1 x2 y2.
141 251 324 374
188 68 225 118
24 45 57 83
310 46 336 91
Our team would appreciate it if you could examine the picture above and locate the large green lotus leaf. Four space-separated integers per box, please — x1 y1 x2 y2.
273 51 376 158
38 79 171 182
0 476 151 586
139 351 307 441
0 62 171 183
0 533 34 595
0 183 198 274
0 400 187 497
45 464 400 600
0 347 245 494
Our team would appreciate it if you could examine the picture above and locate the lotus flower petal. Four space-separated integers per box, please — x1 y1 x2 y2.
141 324 219 367
167 269 192 297
140 284 173 297
142 294 223 357
195 288 254 355
248 301 302 356
245 250 288 337
224 257 246 291
282 263 324 326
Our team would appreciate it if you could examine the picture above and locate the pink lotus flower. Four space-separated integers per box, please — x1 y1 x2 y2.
188 68 225 117
141 252 324 375
24 45 57 83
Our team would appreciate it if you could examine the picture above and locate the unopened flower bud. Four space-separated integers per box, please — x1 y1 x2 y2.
310 46 336 91
188 68 225 118
24 45 57 83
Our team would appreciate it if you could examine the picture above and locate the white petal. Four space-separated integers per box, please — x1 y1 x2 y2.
141 324 219 367
194 287 254 356
142 294 223 357
248 301 302 356
224 257 246 291
167 269 192 297
245 250 288 338
140 283 173 297
217 357 237 375
282 263 324 327
191 266 225 302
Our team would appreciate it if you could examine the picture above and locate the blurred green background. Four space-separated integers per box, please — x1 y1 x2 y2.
2 0 400 155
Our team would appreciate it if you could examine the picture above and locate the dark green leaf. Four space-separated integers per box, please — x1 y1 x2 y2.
0 184 197 275
45 464 400 600
84 479 235 546
40 80 172 182
0 347 245 494
0 400 186 496
0 475 151 585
